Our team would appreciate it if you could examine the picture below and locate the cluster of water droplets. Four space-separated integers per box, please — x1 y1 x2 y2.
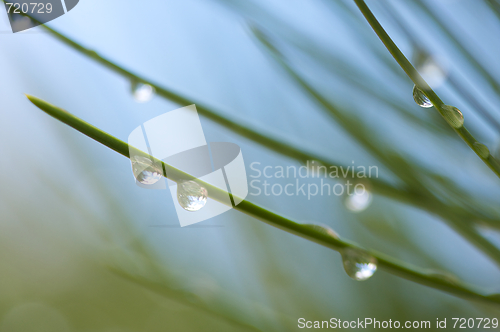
131 81 155 103
131 155 208 212
411 87 465 130
177 180 208 212
341 248 377 281
412 91 465 129
131 156 163 185
410 51 469 132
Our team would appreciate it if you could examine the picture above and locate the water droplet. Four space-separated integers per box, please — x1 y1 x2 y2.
345 187 372 212
131 82 155 103
303 223 339 239
412 85 433 108
177 180 208 212
441 105 464 129
341 248 377 281
473 142 490 159
131 156 163 185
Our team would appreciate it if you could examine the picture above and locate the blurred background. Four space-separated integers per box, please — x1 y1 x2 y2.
1 0 500 330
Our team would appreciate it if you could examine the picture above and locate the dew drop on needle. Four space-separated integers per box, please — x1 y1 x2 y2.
131 156 163 185
131 82 155 103
345 188 372 212
341 248 377 281
303 223 340 239
177 180 208 212
412 85 433 108
441 105 464 129
473 142 490 159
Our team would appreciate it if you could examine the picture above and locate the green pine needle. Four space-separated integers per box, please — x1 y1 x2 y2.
26 94 500 308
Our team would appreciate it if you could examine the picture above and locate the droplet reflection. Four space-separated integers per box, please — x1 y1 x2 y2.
441 105 464 129
341 248 377 281
131 82 155 103
473 142 490 159
177 180 208 212
345 188 372 212
131 156 163 185
412 85 433 108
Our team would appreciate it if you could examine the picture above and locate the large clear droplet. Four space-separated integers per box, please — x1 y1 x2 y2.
412 85 433 108
473 142 490 159
131 156 163 185
177 180 208 212
441 105 464 129
341 248 377 281
345 188 372 212
131 82 155 103
303 223 339 239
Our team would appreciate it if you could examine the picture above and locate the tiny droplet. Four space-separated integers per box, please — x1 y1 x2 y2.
131 156 163 185
472 142 490 159
303 223 339 239
345 188 372 212
341 248 377 281
177 180 208 212
441 105 464 129
132 82 155 103
412 85 433 108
